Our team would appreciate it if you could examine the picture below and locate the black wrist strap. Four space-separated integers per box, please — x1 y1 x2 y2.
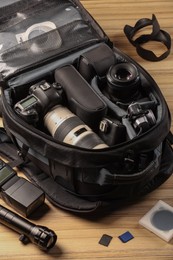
124 14 171 61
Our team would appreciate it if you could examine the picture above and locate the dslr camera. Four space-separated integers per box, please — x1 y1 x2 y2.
14 81 63 125
14 80 108 149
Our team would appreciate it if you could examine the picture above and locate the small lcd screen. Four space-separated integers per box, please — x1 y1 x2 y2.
20 96 37 109
0 166 15 186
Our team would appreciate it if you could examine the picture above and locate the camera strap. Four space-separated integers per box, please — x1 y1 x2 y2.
124 14 171 61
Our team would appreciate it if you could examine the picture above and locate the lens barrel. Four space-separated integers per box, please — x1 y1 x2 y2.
106 63 140 101
44 105 108 149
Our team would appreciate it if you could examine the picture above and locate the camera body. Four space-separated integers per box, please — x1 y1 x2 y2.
14 81 63 124
128 102 156 133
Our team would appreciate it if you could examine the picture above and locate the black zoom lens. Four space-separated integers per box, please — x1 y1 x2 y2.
106 63 140 101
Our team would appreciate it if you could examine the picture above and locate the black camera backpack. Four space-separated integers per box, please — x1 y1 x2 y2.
0 0 173 213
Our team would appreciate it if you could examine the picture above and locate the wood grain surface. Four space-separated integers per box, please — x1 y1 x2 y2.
0 0 173 259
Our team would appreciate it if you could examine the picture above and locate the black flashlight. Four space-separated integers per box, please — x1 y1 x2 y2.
0 204 57 250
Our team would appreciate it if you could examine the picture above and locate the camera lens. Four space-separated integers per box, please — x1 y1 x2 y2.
116 68 132 81
44 105 108 149
106 63 140 101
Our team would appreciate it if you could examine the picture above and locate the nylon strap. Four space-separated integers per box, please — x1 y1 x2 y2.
0 128 101 213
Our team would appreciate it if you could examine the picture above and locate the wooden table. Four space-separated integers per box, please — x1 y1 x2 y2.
0 0 173 259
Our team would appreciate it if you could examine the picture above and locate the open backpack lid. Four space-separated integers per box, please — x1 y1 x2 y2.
0 0 109 81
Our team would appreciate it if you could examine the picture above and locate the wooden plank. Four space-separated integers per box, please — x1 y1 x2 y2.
0 1 173 259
